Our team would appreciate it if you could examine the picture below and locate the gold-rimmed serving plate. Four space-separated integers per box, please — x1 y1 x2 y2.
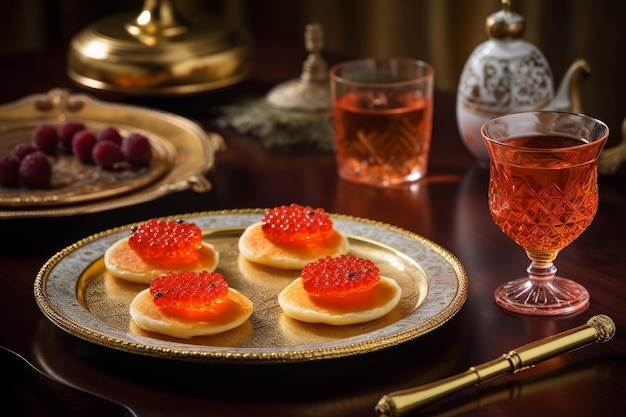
34 209 468 364
0 88 220 218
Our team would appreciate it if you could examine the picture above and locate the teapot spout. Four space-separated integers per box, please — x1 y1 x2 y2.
550 59 591 113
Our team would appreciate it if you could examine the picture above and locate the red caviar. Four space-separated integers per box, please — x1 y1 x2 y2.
150 271 229 318
129 218 202 260
261 203 334 245
301 255 380 298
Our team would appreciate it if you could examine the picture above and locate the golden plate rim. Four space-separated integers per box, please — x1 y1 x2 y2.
34 208 468 364
0 88 217 218
0 123 176 208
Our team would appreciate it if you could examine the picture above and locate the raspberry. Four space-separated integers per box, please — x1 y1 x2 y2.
18 151 52 189
129 218 203 260
59 120 86 151
32 123 59 155
0 156 20 187
261 203 334 245
92 140 122 169
121 133 152 167
72 130 97 163
97 126 123 145
12 142 38 161
301 255 380 298
150 271 229 317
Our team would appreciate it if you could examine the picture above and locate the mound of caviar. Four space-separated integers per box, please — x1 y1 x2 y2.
150 271 229 316
129 219 203 260
302 255 380 298
261 203 334 245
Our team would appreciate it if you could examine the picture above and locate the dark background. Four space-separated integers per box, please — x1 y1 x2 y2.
2 0 625 147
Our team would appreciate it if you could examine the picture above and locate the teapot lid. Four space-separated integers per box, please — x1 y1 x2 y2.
486 0 525 40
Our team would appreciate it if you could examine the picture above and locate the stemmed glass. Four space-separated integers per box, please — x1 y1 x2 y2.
481 112 609 315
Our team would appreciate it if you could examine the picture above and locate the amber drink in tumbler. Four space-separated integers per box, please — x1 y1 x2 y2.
330 59 434 186
482 112 608 315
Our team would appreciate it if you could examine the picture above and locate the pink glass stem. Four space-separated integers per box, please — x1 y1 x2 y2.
527 260 557 281
494 259 590 315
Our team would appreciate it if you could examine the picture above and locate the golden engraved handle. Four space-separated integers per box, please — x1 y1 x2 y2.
376 315 616 417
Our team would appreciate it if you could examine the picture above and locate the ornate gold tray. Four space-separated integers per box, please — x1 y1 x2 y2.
0 89 219 218
34 209 468 364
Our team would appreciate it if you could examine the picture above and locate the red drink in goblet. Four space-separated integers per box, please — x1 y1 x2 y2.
482 112 608 315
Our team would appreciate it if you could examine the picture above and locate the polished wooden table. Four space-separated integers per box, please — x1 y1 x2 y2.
1 40 625 417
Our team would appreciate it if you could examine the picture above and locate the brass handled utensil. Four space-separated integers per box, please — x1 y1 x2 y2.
375 314 616 417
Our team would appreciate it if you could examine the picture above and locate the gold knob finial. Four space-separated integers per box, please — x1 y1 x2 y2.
486 0 524 40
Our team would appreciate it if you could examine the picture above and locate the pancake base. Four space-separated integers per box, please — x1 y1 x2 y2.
278 277 401 325
104 238 219 284
129 288 253 339
238 222 350 270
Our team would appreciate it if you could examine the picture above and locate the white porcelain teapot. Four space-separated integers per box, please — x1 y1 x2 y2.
456 0 590 167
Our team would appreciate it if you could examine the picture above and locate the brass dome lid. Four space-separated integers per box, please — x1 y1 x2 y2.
67 0 254 96
485 0 525 40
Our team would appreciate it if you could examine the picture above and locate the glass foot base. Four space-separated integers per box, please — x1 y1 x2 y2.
494 276 589 316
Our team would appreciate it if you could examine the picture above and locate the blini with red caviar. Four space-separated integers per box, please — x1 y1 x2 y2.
238 204 350 270
104 218 219 284
278 255 401 325
130 271 253 338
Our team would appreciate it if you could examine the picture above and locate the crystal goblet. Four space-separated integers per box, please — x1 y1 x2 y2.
481 111 609 315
